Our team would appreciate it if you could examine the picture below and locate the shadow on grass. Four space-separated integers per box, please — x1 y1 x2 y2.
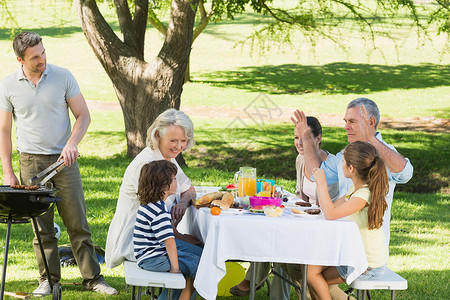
196 63 450 95
0 22 121 41
375 192 447 261
338 269 449 300
0 27 82 40
0 279 129 299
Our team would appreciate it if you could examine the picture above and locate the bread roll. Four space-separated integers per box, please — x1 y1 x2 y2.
221 192 234 207
197 191 223 205
211 200 233 210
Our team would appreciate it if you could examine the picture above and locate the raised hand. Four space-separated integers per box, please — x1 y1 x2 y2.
291 109 311 139
358 105 376 142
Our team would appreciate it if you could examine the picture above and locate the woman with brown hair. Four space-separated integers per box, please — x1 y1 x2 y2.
307 141 389 300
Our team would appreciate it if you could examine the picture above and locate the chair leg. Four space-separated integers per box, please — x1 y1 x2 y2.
168 288 173 299
137 287 142 300
362 290 368 300
130 285 136 300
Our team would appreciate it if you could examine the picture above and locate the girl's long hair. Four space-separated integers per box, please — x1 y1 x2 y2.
344 142 389 229
137 160 177 205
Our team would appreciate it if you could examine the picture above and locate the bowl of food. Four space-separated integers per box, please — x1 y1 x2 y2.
238 196 251 209
249 196 282 207
263 205 284 217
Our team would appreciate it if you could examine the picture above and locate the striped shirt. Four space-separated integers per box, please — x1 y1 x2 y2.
133 200 174 264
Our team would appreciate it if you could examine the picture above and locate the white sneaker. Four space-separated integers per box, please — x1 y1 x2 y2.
88 280 118 295
33 279 51 295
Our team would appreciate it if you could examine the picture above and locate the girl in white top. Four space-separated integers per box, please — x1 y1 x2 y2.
308 141 389 300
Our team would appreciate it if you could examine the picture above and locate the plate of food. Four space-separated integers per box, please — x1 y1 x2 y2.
249 205 265 214
290 208 323 218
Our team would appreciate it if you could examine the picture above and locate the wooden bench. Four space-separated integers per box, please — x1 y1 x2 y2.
123 260 186 300
349 267 407 300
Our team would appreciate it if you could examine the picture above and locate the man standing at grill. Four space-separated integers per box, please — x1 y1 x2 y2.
0 32 117 295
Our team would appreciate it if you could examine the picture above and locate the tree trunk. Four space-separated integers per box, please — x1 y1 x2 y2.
184 58 191 83
75 0 198 157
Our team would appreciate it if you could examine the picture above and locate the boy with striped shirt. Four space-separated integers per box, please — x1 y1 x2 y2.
133 160 202 300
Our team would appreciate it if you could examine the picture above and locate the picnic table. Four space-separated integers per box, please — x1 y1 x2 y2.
187 187 368 300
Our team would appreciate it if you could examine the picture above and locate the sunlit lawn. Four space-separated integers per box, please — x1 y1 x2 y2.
0 0 448 299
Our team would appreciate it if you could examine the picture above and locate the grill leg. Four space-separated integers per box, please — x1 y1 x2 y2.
0 220 12 300
31 217 54 291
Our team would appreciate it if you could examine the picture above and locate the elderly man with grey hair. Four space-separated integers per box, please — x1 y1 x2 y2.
106 108 197 270
294 98 413 246
291 98 413 300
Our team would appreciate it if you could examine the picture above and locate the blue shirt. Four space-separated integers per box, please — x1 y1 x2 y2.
133 200 174 264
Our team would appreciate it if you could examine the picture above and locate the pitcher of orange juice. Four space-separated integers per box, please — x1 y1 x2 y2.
234 167 257 197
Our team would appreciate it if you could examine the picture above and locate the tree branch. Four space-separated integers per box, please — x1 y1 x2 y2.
148 6 168 35
133 0 149 58
113 0 143 59
158 0 199 68
193 0 215 41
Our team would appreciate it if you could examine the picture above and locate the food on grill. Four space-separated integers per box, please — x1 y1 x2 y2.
10 184 40 190
305 209 321 215
196 191 223 205
10 185 27 190
295 201 312 207
25 185 40 190
291 208 307 215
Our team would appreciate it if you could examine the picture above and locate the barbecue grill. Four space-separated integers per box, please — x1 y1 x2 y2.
0 184 62 300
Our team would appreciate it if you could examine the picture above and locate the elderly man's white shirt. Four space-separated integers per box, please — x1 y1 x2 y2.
105 147 191 268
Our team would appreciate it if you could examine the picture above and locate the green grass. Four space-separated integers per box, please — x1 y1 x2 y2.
1 114 448 299
0 0 449 299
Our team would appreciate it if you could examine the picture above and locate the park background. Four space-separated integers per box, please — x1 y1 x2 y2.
0 0 449 299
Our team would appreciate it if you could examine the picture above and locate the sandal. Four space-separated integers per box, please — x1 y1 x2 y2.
230 285 249 297
229 284 262 297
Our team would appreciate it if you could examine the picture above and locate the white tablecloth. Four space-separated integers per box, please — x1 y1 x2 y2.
192 207 368 300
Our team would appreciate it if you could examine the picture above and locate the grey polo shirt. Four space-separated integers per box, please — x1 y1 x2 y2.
0 64 81 154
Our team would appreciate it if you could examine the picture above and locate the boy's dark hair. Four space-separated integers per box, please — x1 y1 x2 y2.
137 160 177 205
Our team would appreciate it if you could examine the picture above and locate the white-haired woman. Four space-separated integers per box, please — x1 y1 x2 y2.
105 109 197 269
